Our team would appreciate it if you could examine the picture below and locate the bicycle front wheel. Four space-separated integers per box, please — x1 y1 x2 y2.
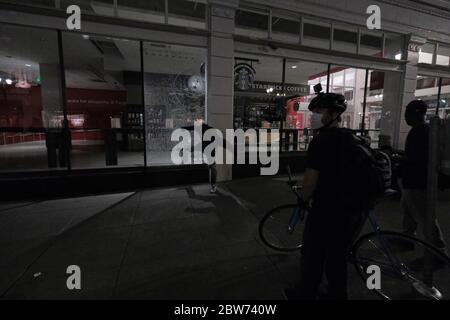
259 204 305 252
351 231 450 300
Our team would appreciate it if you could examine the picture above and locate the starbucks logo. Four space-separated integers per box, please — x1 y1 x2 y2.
234 63 255 91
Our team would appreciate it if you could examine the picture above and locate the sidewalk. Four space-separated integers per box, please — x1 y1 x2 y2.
0 176 449 299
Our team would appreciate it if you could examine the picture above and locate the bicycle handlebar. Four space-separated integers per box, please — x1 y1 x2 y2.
285 165 303 200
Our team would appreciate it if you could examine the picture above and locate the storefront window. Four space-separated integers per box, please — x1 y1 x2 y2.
168 0 206 29
416 75 437 90
8 0 55 8
284 60 329 151
436 45 450 67
61 0 115 16
415 75 450 120
62 32 144 169
328 66 363 130
271 13 300 43
143 42 206 166
233 55 282 155
235 9 269 38
0 24 65 172
384 33 404 60
440 78 450 119
169 0 205 18
360 32 382 57
419 42 435 64
117 0 165 23
234 55 282 129
302 20 331 50
333 25 358 54
328 67 392 148
365 70 385 147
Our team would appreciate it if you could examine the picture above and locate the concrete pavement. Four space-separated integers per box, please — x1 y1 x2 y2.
1 175 449 299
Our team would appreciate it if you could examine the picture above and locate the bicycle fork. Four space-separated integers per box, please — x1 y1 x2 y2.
287 207 304 234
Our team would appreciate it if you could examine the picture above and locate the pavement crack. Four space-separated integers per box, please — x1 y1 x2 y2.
0 192 137 299
110 191 142 299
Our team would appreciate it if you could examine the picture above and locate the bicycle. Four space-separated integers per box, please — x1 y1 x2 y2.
258 166 450 300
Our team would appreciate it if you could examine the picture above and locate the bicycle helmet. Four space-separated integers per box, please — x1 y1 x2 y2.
308 92 347 113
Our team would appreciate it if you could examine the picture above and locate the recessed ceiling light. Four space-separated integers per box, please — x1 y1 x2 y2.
5 79 13 85
291 65 297 69
25 64 31 67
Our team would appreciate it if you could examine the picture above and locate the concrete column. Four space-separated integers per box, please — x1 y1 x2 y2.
207 0 238 181
352 69 367 129
379 71 403 148
397 61 419 150
396 38 423 150
380 38 422 150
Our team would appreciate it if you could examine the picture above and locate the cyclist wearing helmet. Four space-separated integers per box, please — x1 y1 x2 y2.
284 89 364 300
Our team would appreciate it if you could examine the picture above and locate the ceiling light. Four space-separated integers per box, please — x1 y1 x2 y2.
395 53 402 60
291 65 297 69
82 35 90 40
5 79 12 85
25 64 31 67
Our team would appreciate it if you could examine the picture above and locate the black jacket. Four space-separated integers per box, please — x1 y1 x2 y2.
401 124 429 189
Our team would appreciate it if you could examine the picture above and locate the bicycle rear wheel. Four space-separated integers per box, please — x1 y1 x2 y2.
259 204 305 252
351 231 450 300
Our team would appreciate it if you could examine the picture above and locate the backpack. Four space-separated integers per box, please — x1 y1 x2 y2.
338 129 392 210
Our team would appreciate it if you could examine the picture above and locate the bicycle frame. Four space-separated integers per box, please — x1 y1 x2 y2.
366 210 405 272
287 201 410 279
357 211 444 299
363 210 440 288
282 166 444 299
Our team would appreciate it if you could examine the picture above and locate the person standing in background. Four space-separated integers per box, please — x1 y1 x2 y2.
400 100 447 253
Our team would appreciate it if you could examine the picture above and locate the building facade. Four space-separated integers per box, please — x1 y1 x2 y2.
0 0 449 191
